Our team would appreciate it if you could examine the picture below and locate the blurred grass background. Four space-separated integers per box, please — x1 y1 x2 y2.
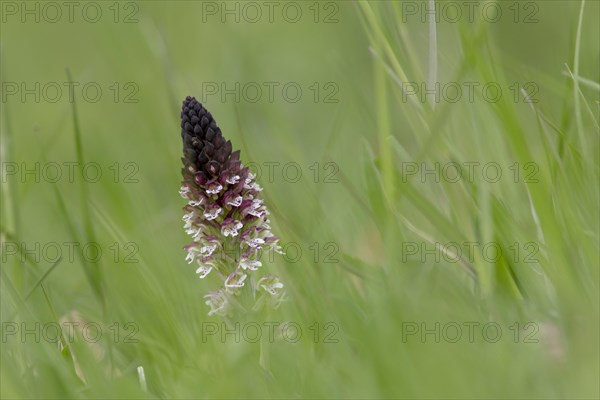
1 0 599 398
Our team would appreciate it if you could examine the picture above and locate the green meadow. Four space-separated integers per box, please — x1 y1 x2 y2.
1 1 598 398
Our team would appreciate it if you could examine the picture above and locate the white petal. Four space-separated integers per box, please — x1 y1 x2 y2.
226 175 240 184
227 196 243 207
203 207 221 220
196 265 212 278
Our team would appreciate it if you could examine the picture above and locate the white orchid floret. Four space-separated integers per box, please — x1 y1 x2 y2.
192 229 204 241
185 246 201 264
224 271 247 290
196 263 213 279
204 290 228 316
185 253 195 264
244 181 263 191
179 186 191 198
222 219 243 237
206 182 223 195
247 199 267 217
257 275 284 296
200 243 218 256
240 259 262 271
184 213 200 234
248 208 267 218
203 206 221 220
247 238 265 249
226 175 240 184
185 240 217 264
244 173 262 191
186 225 200 237
226 195 243 207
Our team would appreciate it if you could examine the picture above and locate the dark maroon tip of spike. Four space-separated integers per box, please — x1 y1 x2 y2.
184 148 197 160
215 150 227 164
201 116 209 128
222 141 232 155
227 160 241 171
214 135 225 149
230 150 241 161
204 141 215 156
198 152 208 166
181 96 234 178
206 128 216 141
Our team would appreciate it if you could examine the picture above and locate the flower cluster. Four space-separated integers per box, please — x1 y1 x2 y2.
179 96 285 316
